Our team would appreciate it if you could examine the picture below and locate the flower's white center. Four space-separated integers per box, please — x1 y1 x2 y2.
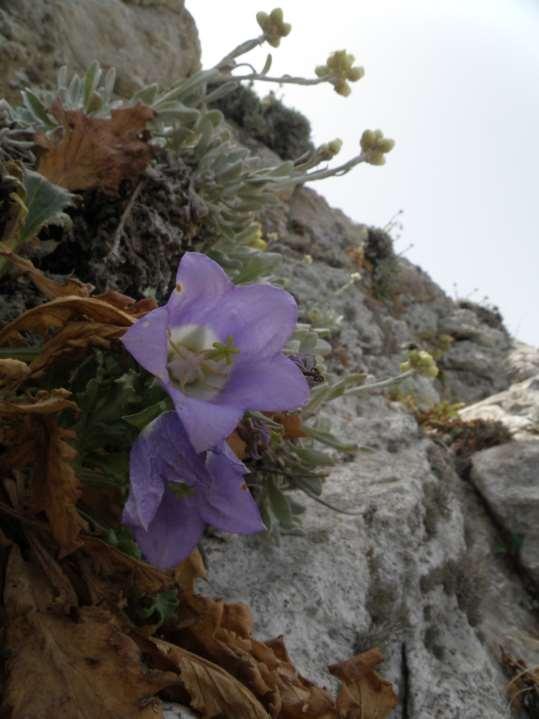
167 324 238 400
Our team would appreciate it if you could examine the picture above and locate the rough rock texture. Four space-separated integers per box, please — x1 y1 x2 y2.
509 341 539 382
461 374 539 439
163 703 197 718
471 441 539 588
0 0 200 102
201 392 539 718
264 184 512 405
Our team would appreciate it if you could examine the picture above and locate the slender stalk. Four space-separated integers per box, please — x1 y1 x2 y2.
344 370 415 397
216 35 266 70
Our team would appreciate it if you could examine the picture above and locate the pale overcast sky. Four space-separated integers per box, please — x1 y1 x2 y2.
194 0 539 346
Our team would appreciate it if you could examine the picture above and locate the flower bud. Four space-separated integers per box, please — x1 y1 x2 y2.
257 8 292 47
360 129 395 165
400 350 439 379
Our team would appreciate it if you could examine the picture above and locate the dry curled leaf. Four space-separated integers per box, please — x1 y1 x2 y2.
81 536 174 596
151 637 270 719
329 648 398 719
173 548 207 592
31 416 87 556
2 546 176 719
0 248 94 298
0 358 30 387
36 100 155 193
0 295 134 344
177 592 337 719
0 387 77 416
29 321 125 376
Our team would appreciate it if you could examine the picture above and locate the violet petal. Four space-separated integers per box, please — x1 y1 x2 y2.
120 306 169 382
131 487 205 570
218 354 310 411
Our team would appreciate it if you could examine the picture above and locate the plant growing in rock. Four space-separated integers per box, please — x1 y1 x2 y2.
0 8 394 286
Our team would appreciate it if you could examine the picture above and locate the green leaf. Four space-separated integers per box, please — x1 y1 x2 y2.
20 169 75 244
122 400 171 431
141 590 179 628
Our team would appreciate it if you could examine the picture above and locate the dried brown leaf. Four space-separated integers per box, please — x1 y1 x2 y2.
152 637 270 719
0 248 94 298
31 416 87 556
94 289 159 317
329 649 398 719
178 592 337 719
173 548 207 592
2 545 176 719
29 321 125 376
0 387 77 416
0 295 134 344
82 535 174 596
0 358 30 387
36 101 155 193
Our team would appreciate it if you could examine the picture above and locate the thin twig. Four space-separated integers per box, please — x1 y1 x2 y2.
107 179 144 261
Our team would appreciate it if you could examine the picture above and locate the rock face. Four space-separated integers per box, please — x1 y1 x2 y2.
265 184 512 406
0 0 200 102
471 441 539 586
202 391 538 719
461 374 539 440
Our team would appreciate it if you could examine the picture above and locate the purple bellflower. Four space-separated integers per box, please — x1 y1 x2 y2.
122 411 264 569
121 252 309 453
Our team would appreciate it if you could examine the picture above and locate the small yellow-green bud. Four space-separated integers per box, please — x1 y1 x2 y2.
315 50 364 95
400 350 439 379
256 8 291 47
318 138 343 160
247 222 267 250
360 129 395 166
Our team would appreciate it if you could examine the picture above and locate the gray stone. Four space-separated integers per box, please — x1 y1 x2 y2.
0 0 200 103
461 374 539 439
471 441 539 587
201 393 539 718
162 702 197 718
509 340 539 382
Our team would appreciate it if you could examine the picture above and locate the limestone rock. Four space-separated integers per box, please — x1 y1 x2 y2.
202 393 539 719
461 374 539 439
0 0 200 103
266 185 511 406
509 340 539 382
162 703 197 718
471 441 539 587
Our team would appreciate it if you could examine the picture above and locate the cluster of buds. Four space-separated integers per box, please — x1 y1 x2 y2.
360 129 395 166
317 138 343 161
256 8 292 47
315 50 364 97
400 350 439 379
247 222 268 251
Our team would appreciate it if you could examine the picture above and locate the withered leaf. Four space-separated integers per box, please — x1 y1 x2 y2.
329 649 398 719
31 416 87 556
152 637 270 719
36 100 155 193
0 387 77 416
82 536 174 596
0 358 30 387
178 592 337 719
29 321 125 376
2 546 176 719
94 289 158 317
0 295 134 344
173 548 207 592
1 248 94 298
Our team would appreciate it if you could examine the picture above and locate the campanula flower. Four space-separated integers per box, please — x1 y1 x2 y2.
122 411 264 569
121 252 309 453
